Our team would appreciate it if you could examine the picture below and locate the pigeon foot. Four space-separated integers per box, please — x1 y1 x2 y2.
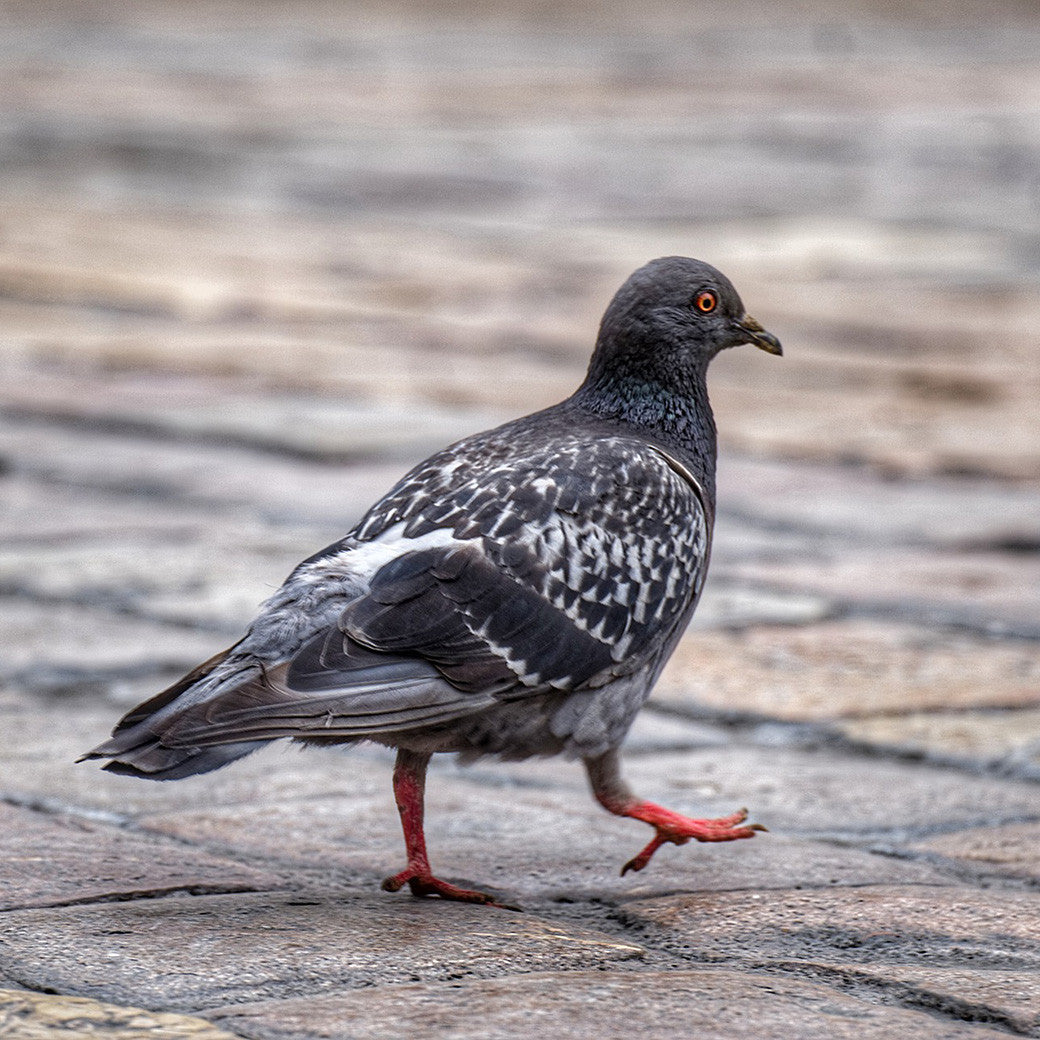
382 867 510 907
383 748 519 908
620 804 766 875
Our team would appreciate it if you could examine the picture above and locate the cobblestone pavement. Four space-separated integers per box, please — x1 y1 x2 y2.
1 1 1038 1037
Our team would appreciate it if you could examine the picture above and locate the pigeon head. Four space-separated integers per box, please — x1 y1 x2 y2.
572 257 781 471
591 257 782 379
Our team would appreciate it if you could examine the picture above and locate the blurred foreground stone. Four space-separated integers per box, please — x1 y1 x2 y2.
0 990 237 1040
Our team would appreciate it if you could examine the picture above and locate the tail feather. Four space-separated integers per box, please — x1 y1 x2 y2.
97 739 266 781
80 629 499 781
110 645 239 734
158 667 496 748
80 643 261 781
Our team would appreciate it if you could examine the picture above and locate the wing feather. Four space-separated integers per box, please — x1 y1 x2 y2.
85 431 712 776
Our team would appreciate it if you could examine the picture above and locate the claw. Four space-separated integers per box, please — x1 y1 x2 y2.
382 867 519 910
617 805 765 875
620 834 667 876
586 753 765 881
385 749 521 909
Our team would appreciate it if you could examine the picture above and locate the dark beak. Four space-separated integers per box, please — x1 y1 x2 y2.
733 315 782 356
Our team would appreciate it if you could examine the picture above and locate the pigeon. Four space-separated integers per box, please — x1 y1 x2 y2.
82 256 781 906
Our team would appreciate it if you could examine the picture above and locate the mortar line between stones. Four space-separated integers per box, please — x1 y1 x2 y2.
0 882 282 916
639 701 1040 781
740 959 1037 1038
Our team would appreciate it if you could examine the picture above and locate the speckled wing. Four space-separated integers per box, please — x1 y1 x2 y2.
318 434 712 698
100 434 711 752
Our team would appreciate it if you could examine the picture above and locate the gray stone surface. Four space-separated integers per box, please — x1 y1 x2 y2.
0 896 643 1012
1 1 1038 1037
729 545 1040 640
137 781 952 904
1 372 501 465
912 822 1040 883
716 455 1040 546
0 405 412 525
1 698 394 816
0 600 226 689
621 885 1040 966
828 967 1040 1038
209 970 1017 1040
620 886 1040 1034
839 708 1040 770
656 619 1040 718
611 747 1040 838
1 802 281 912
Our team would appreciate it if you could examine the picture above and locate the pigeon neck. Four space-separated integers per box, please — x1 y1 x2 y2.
570 356 718 504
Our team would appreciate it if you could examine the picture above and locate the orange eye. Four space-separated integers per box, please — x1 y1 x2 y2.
695 291 717 314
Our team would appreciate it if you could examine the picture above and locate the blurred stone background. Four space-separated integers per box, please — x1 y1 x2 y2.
1 1 1038 1038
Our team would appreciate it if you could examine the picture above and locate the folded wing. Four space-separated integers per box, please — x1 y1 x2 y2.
84 434 710 777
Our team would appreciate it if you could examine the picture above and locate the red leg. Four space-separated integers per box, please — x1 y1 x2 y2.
381 749 506 906
585 750 765 876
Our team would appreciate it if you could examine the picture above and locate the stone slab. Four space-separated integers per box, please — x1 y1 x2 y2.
0 697 395 817
611 746 1040 840
2 62 1040 481
724 546 1040 639
3 0 1040 476
4 691 1031 896
831 966 1040 1038
622 884 1040 968
0 414 409 528
0 372 501 466
716 454 1040 547
208 968 1016 1040
912 822 1040 883
28 701 1027 896
656 619 1040 721
0 988 238 1040
24 382 1033 547
0 802 281 911
688 582 834 632
0 5 1038 1040
0 499 321 634
838 708 1040 772
0 694 950 903
620 886 1040 1035
0 472 232 547
140 791 948 906
0 895 643 1013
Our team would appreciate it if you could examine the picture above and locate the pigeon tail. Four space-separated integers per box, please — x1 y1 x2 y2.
84 733 265 781
78 645 268 780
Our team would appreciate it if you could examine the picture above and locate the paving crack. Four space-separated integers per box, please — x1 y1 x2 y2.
642 702 1040 782
1 882 278 915
755 960 1039 1038
2 792 133 828
577 908 1040 1038
1 791 303 890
